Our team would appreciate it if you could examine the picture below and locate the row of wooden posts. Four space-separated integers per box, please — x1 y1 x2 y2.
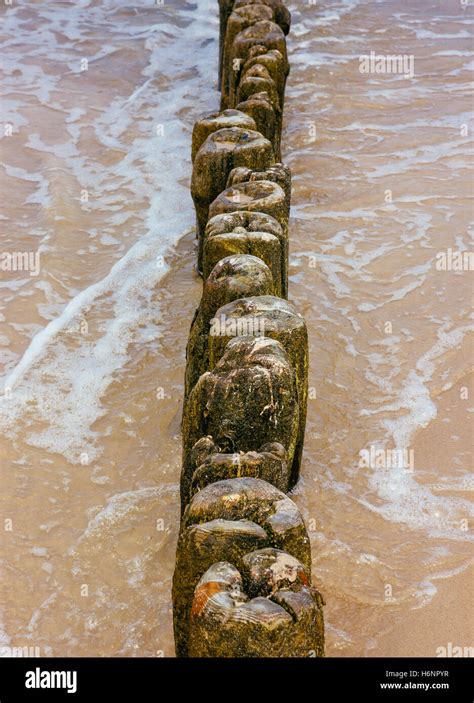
172 0 325 657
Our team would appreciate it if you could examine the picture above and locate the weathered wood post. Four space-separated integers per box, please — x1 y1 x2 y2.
203 211 285 296
184 253 275 401
171 0 325 658
191 127 274 270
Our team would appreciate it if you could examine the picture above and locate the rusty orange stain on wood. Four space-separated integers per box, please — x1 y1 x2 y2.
298 568 310 586
191 581 222 617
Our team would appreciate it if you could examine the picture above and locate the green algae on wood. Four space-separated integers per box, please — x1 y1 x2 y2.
218 0 291 84
231 20 289 72
233 0 291 36
234 47 289 153
208 180 289 295
208 295 308 488
209 179 288 231
187 547 323 657
221 4 289 112
188 439 290 502
242 46 288 111
172 476 311 656
235 65 281 127
203 210 285 297
191 109 256 163
237 91 280 161
180 336 299 513
191 127 274 271
224 21 289 110
227 162 291 214
182 477 310 563
173 519 268 657
184 254 274 403
218 0 238 84
221 4 274 106
173 0 325 661
189 562 292 657
234 63 281 107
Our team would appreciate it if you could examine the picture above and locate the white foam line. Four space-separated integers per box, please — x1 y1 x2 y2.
0 0 219 462
1 235 169 393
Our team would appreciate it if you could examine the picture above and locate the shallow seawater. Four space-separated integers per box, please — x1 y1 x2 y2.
0 0 472 657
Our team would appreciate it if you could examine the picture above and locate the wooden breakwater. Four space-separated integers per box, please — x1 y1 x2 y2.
172 0 325 658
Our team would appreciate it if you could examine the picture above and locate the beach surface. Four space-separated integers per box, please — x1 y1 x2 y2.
0 0 472 656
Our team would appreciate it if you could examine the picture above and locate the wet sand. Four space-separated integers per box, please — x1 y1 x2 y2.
0 0 472 656
375 565 473 658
